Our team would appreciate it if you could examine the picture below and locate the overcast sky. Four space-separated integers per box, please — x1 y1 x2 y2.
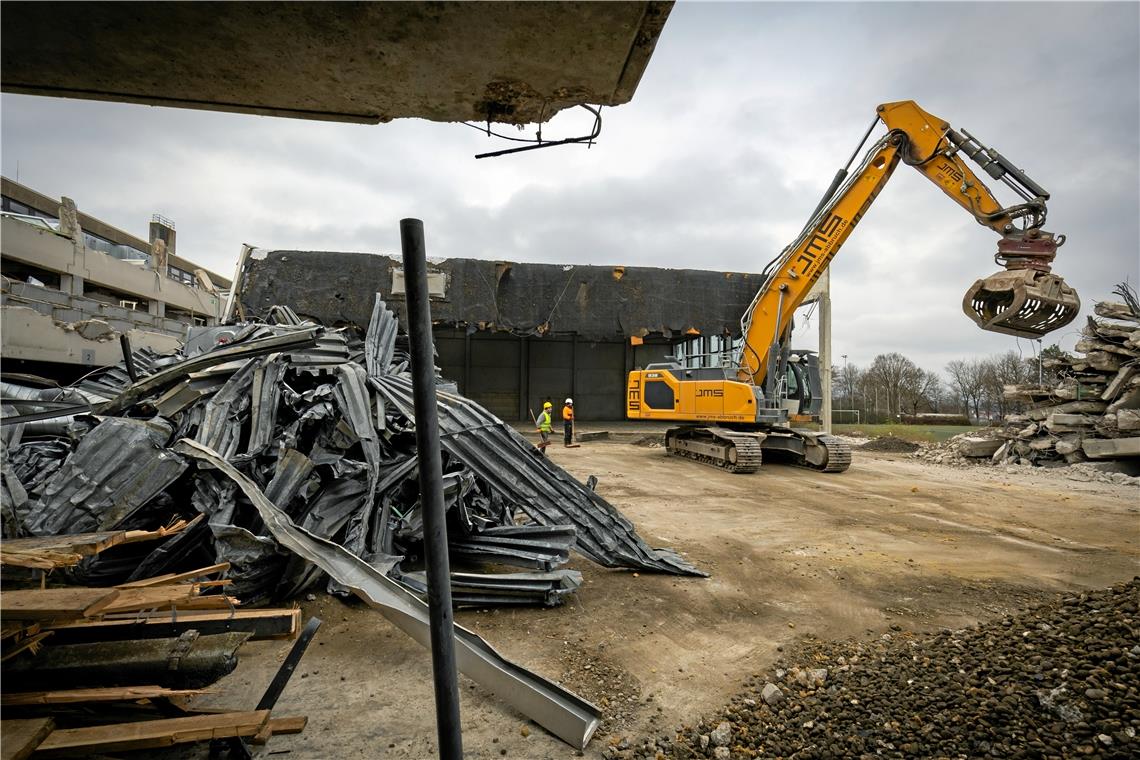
2 1 1137 374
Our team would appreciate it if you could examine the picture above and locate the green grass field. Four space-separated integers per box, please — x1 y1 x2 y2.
831 423 985 443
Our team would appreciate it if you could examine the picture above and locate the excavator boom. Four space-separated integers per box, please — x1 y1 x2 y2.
739 100 1080 389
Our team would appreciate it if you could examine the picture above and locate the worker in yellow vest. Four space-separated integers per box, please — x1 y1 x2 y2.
535 401 553 455
562 398 575 446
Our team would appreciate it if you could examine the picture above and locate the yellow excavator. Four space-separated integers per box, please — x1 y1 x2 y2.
625 100 1081 473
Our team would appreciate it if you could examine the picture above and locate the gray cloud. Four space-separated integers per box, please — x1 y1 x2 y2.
2 1 1136 377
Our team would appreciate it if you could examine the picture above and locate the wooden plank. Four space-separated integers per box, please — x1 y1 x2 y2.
1 622 40 642
1 519 197 570
1 718 54 760
33 710 270 757
2 686 202 707
0 588 121 621
251 715 308 745
0 550 83 571
1 631 52 662
116 562 230 589
117 516 200 546
97 586 198 615
43 607 300 644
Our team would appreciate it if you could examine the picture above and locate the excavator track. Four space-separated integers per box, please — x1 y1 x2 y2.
664 427 764 474
800 434 853 473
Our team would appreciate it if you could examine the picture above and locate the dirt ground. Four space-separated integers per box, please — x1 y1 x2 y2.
199 439 1140 759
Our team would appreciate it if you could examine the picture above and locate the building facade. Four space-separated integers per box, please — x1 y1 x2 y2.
1 177 229 377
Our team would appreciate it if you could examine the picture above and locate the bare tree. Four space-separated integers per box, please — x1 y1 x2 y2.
946 358 987 421
981 350 1032 418
867 352 920 419
900 367 942 414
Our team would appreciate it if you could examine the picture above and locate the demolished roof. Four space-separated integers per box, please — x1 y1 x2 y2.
239 250 767 341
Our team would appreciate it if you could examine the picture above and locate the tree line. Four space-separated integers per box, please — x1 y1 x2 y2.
833 345 1067 424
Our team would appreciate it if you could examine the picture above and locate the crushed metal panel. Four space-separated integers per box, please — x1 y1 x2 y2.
240 250 767 340
24 418 188 536
1 2 673 125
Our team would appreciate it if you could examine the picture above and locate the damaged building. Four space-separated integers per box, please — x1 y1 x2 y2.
236 249 766 420
1 177 231 378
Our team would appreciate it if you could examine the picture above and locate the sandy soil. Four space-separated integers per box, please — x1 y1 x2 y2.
197 443 1139 759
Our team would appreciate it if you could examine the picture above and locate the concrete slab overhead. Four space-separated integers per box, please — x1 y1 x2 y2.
1 2 673 124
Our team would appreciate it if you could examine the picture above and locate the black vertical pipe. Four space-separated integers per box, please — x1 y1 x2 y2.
119 334 139 383
399 218 464 760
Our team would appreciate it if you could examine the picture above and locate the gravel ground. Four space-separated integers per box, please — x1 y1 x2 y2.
620 578 1139 760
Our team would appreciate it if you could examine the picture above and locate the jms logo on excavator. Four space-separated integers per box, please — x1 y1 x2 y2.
696 389 724 398
628 378 641 410
794 214 847 275
936 160 964 183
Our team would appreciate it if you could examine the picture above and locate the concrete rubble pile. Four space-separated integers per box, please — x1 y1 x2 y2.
996 286 1140 471
1 296 704 611
910 431 1010 468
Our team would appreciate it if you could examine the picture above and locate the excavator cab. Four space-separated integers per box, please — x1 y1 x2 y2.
962 231 1081 338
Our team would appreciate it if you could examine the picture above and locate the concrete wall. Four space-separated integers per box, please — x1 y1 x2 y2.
1 305 182 365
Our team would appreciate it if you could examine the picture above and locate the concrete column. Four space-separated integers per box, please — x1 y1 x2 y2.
59 273 84 297
148 300 166 318
818 269 833 434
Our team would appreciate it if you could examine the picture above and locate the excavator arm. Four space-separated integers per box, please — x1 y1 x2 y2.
737 100 1080 390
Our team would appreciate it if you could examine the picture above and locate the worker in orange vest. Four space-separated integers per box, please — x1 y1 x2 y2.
562 398 575 446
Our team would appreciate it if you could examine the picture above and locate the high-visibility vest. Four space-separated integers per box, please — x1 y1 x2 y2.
562 405 574 421
537 410 552 432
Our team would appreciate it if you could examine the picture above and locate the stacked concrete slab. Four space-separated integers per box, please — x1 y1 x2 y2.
997 294 1139 468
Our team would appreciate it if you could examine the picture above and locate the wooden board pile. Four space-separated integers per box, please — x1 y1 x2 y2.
1 529 308 758
999 287 1140 469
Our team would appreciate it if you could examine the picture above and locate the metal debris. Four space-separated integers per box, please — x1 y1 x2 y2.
2 296 703 607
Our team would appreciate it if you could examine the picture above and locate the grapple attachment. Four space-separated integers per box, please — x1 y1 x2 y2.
963 268 1080 338
962 231 1080 339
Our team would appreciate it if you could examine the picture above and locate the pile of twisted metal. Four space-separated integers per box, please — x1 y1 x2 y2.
0 297 704 748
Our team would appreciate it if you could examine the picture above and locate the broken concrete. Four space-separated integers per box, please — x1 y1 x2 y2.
1 3 672 125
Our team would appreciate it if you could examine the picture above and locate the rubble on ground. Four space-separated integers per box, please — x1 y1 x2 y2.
858 435 919 453
910 431 1006 468
624 578 1139 760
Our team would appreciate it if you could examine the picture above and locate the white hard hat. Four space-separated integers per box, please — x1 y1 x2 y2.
565 398 573 404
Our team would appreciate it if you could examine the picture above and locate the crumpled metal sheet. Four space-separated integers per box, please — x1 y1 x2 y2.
23 417 188 536
173 437 602 750
373 374 706 576
397 569 582 607
99 326 320 416
366 293 399 379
